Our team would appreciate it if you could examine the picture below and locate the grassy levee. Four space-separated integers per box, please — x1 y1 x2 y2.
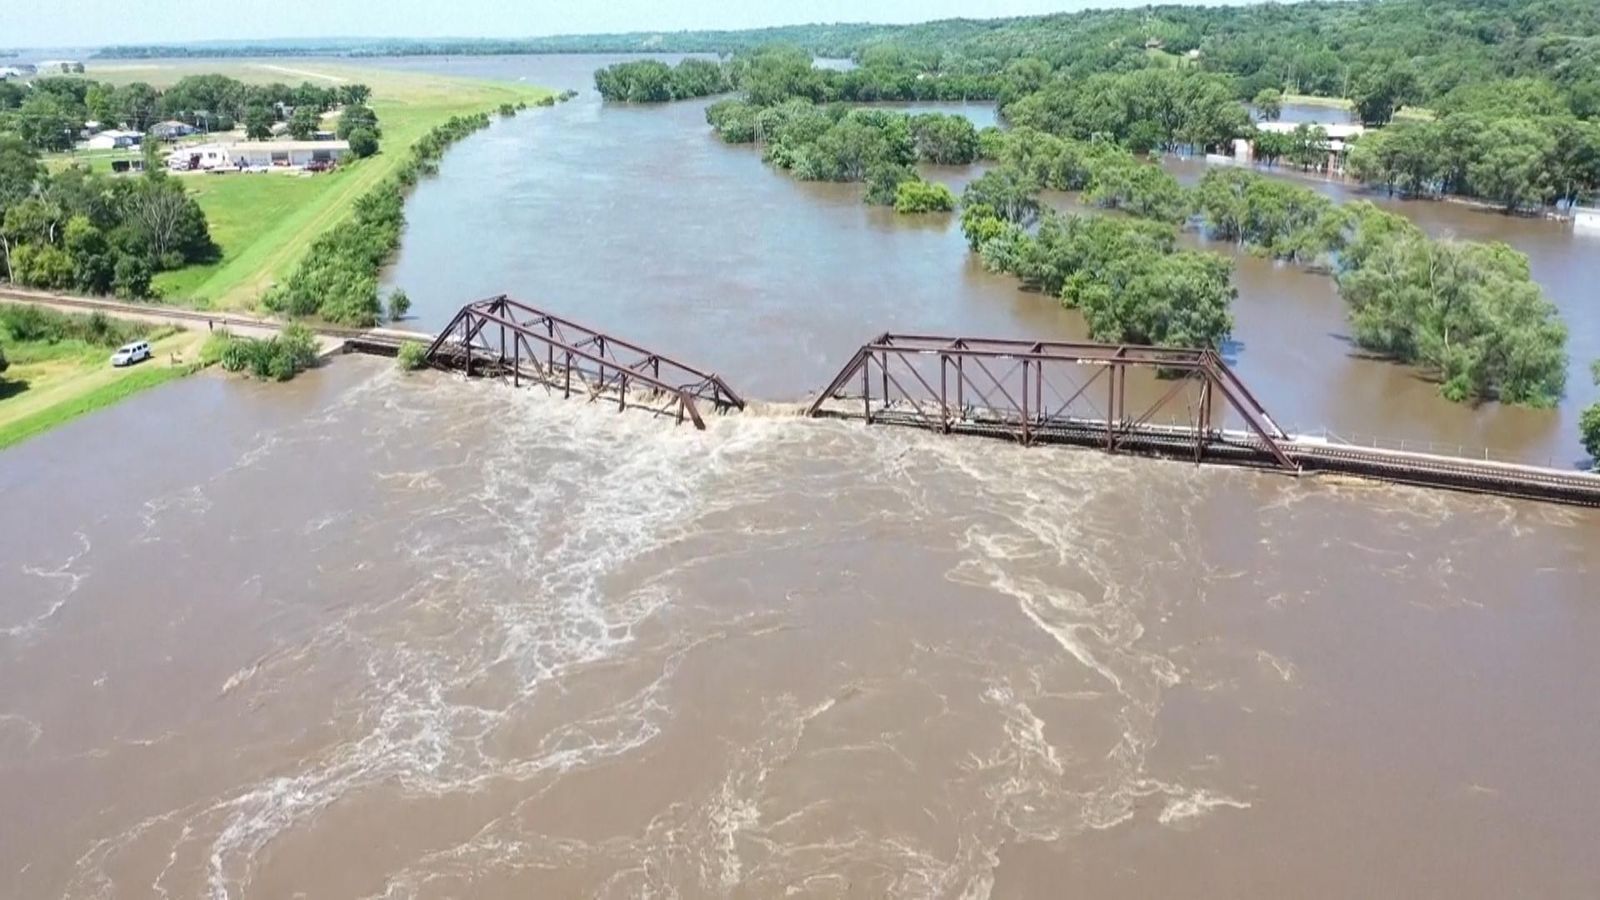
0 327 206 450
85 61 551 310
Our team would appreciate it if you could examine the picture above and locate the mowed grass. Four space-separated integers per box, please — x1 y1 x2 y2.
0 328 205 450
82 61 551 310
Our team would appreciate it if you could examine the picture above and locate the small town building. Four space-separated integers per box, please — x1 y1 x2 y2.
150 120 200 141
166 140 351 171
1235 121 1366 172
227 140 350 168
87 129 142 150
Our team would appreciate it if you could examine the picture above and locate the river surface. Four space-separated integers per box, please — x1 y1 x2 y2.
3 54 1600 899
376 55 1598 466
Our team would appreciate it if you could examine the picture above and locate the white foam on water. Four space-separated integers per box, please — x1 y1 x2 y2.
3 530 91 640
64 374 808 899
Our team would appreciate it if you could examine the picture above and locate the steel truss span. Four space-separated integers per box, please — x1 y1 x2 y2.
806 333 1600 507
424 295 745 429
806 333 1297 469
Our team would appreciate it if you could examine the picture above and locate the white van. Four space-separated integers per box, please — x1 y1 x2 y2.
110 341 152 367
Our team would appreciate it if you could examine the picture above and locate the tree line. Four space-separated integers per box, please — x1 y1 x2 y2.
1345 81 1600 211
94 0 1600 121
0 74 372 152
0 135 215 298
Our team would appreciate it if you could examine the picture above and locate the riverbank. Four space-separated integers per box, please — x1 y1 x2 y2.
0 291 372 449
0 311 205 451
82 61 553 310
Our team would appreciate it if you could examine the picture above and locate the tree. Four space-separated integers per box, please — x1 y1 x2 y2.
243 105 274 141
288 106 321 140
0 344 7 377
387 288 411 322
1085 160 1188 223
63 215 113 294
1467 118 1555 212
346 128 379 159
17 93 76 152
894 179 957 213
124 176 215 268
1253 88 1283 121
1338 235 1567 406
0 135 43 283
112 254 153 299
336 104 381 139
338 83 372 107
963 165 1041 225
1581 362 1600 465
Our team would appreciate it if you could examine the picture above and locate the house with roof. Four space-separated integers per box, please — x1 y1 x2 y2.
150 120 200 141
86 129 143 151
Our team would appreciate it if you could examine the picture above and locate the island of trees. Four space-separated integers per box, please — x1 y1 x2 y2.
599 18 1585 416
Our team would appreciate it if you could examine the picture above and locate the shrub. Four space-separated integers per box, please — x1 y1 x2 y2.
396 340 428 371
215 324 320 382
894 179 957 213
347 128 379 159
0 304 146 347
0 345 8 376
498 103 517 117
387 288 411 322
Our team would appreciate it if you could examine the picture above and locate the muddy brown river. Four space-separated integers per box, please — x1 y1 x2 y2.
2 55 1599 898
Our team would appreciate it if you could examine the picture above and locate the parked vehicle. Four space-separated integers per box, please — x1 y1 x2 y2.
109 341 152 367
304 159 336 173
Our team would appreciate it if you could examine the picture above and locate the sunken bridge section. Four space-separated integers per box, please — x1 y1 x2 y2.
408 302 1600 508
422 296 745 429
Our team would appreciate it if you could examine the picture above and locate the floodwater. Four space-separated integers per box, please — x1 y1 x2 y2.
378 55 1597 466
3 55 1600 899
3 359 1598 898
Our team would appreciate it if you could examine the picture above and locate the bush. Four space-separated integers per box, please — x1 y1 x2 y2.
113 255 154 300
498 103 517 117
894 179 957 213
396 340 428 371
0 304 147 347
215 324 320 382
347 128 379 159
0 345 8 376
387 288 411 322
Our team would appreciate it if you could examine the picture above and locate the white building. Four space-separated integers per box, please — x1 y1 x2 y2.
167 140 351 171
87 129 142 150
227 140 350 168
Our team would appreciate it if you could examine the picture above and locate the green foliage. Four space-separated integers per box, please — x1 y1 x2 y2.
595 58 731 102
1084 160 1187 223
497 103 517 117
346 127 379 159
1004 68 1250 154
705 99 758 143
1337 227 1568 406
215 322 319 381
336 104 382 139
1582 362 1600 464
0 344 7 376
894 179 956 213
963 206 1234 351
1252 88 1283 121
0 304 148 347
396 339 428 371
1192 168 1348 264
909 114 979 165
288 106 321 139
10 243 74 289
387 287 411 321
963 165 1041 225
243 105 274 141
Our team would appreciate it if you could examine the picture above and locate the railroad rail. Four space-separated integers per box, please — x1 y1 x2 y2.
423 295 745 429
807 333 1600 507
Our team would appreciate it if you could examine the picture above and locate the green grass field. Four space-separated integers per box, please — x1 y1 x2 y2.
82 61 551 310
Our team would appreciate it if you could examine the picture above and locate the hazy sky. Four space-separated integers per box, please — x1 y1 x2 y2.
4 0 1171 49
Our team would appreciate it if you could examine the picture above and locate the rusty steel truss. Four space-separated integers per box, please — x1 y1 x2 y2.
424 296 745 429
806 334 1298 470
